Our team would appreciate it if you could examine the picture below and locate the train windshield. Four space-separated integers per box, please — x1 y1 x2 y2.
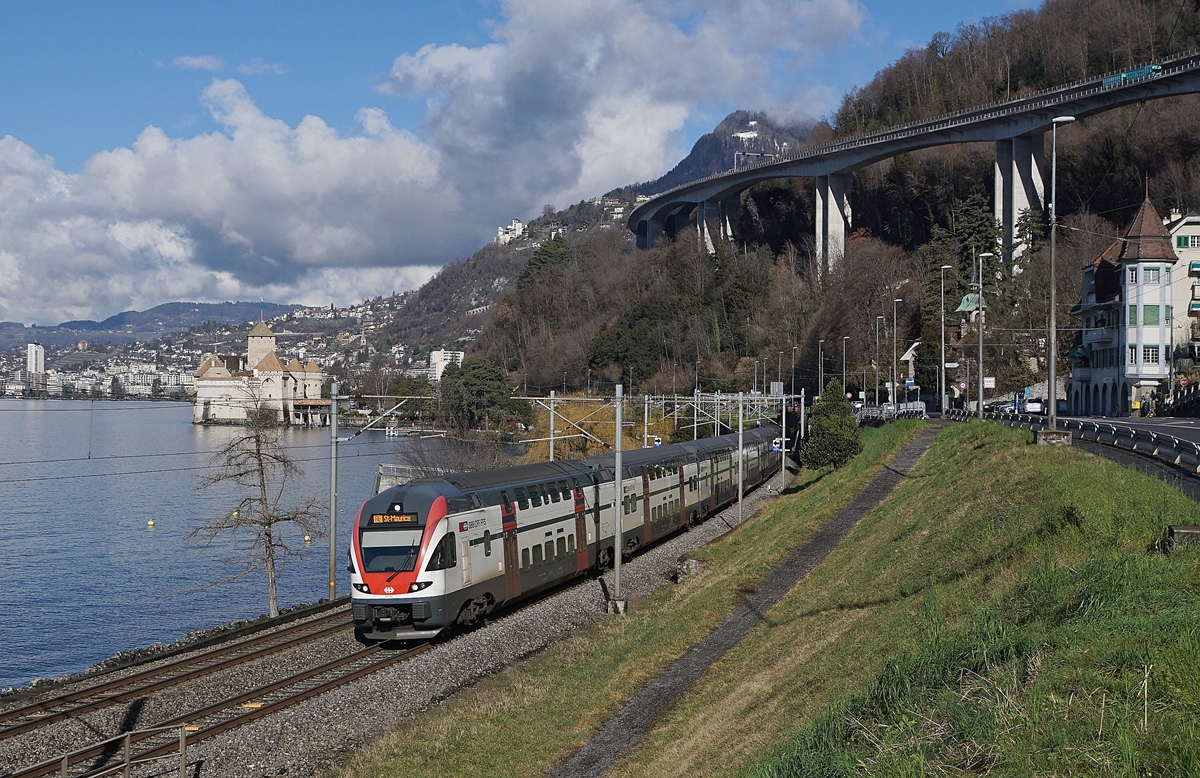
360 528 424 573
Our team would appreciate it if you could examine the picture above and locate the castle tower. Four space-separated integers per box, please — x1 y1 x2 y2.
247 322 276 369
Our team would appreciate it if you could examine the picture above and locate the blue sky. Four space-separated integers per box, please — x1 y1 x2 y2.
0 0 1035 324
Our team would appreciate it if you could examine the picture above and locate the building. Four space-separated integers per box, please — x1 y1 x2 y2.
494 219 525 245
428 349 464 381
1067 196 1196 416
26 343 44 374
192 322 328 425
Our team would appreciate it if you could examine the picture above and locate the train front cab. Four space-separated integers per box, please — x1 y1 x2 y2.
349 482 462 643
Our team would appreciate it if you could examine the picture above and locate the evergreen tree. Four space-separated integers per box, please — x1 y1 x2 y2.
801 379 862 470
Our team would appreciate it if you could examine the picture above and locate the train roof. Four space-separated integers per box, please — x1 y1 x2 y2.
395 424 783 503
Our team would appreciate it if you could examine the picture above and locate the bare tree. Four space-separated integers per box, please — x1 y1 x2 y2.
191 405 326 617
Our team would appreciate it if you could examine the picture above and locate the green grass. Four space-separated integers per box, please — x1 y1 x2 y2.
738 423 1200 777
329 420 926 778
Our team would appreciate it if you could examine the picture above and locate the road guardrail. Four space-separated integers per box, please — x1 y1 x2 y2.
944 410 1200 474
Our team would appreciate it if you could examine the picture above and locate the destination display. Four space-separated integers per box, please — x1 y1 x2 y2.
371 513 416 524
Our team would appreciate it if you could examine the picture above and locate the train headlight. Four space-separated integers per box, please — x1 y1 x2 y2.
409 581 432 592
353 583 371 594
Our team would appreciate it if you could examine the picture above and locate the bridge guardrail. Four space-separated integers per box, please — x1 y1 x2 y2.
944 410 1200 475
637 48 1200 214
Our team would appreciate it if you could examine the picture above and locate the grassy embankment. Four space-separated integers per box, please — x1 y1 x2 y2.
331 420 926 778
333 422 1200 777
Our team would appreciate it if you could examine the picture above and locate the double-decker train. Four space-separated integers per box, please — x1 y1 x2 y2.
348 425 781 643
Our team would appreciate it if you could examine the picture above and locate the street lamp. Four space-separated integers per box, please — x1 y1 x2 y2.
1049 115 1075 428
875 316 883 405
842 336 849 393
977 250 995 420
893 299 902 405
940 264 952 414
791 345 798 395
818 339 825 395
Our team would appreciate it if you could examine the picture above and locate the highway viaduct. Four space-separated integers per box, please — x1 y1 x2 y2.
627 49 1200 267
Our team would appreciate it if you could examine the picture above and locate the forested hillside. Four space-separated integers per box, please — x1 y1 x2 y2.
467 0 1200 402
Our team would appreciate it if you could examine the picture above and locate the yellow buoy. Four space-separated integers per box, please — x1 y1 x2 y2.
147 519 155 528
304 535 312 544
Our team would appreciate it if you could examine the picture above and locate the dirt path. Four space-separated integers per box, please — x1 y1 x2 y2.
546 425 944 778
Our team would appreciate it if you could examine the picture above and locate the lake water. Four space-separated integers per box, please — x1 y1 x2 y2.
0 399 409 691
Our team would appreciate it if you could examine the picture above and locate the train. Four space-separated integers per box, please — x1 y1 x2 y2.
1102 64 1162 89
348 425 782 643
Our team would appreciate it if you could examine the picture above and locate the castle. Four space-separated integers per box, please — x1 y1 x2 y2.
192 322 328 425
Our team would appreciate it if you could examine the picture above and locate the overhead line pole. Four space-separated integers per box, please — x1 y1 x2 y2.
611 385 625 614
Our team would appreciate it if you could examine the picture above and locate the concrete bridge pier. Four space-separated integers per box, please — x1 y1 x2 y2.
994 134 1044 264
815 173 851 273
637 217 663 249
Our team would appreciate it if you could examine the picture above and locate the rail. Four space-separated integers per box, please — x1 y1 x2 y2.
944 410 1200 475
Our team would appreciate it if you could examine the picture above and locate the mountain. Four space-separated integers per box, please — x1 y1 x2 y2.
0 301 298 348
632 110 814 196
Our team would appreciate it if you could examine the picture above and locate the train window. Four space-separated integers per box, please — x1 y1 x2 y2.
360 528 423 573
501 490 513 512
556 537 566 557
515 487 529 511
483 530 492 557
425 533 457 571
559 480 571 500
532 544 543 565
530 487 542 508
548 483 560 503
446 495 474 514
567 534 575 552
522 547 530 568
544 540 554 560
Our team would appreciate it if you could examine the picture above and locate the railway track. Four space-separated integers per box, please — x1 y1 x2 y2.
0 608 351 742
11 644 431 778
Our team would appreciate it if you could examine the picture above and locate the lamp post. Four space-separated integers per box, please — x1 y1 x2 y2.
1049 115 1075 429
892 299 902 405
791 345 798 395
875 315 883 405
842 336 848 393
976 250 994 420
818 339 825 395
940 264 952 414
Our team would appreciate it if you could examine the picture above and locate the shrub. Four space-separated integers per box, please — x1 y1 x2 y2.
801 379 862 470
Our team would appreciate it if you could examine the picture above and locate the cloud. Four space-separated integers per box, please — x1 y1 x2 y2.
0 0 865 325
385 0 864 212
0 82 459 324
173 55 223 71
238 59 286 75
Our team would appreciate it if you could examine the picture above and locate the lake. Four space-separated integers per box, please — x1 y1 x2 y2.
0 398 410 691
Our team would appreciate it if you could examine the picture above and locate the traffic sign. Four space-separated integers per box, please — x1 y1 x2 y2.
958 381 967 390
983 377 996 389
846 392 852 399
1182 378 1190 387
944 362 959 368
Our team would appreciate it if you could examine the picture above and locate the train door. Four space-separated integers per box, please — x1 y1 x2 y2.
641 472 651 543
677 466 687 527
573 482 589 571
500 490 520 602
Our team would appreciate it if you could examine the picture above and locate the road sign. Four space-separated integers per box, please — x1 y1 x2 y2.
983 377 996 389
958 381 967 390
1025 386 1033 395
846 392 852 399
906 379 915 388
944 362 959 368
1182 378 1189 387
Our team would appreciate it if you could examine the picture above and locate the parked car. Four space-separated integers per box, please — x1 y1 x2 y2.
1024 397 1045 414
